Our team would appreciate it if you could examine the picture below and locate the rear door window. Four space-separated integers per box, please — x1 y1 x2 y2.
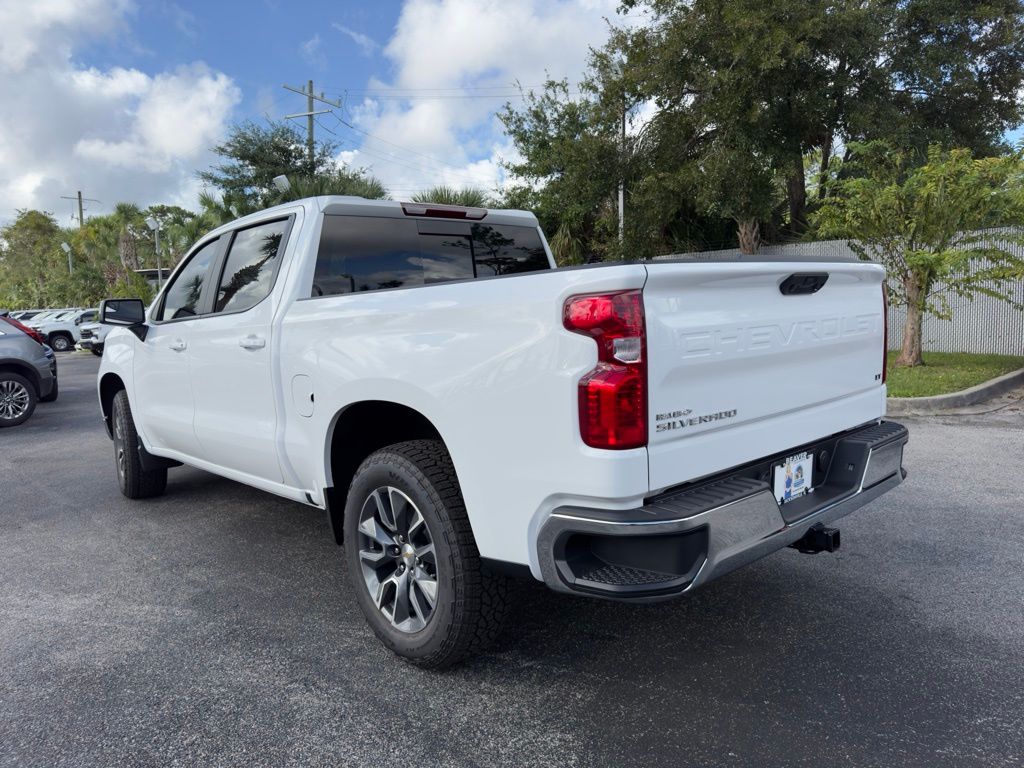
214 219 289 313
313 217 422 296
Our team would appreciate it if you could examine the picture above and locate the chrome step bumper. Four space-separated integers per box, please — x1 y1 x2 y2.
537 420 909 601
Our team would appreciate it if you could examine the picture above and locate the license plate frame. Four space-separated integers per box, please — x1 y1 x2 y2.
773 451 814 506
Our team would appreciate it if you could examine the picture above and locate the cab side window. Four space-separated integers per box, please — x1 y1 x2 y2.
159 238 219 321
215 219 289 313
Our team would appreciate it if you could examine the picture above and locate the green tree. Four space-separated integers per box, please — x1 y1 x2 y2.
815 143 1024 368
877 0 1024 156
687 135 782 254
621 0 1024 232
0 210 63 307
199 120 387 211
499 79 625 262
199 120 337 208
412 185 492 207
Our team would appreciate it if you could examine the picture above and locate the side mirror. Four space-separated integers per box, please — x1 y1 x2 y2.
99 298 148 341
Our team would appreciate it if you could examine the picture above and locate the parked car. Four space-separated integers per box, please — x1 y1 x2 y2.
34 308 96 352
10 309 44 321
0 316 58 427
97 196 908 667
77 319 112 356
24 309 75 329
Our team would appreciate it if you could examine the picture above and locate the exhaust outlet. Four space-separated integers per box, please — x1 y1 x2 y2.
789 524 840 554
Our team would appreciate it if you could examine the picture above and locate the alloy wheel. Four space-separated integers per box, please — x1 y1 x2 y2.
113 408 127 483
357 486 439 633
0 380 30 421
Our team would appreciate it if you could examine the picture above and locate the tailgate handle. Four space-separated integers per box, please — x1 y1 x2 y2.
780 272 829 295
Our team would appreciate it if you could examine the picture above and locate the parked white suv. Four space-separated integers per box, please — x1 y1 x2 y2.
34 308 96 352
97 196 908 667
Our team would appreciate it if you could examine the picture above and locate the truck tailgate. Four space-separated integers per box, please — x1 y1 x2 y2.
643 260 887 493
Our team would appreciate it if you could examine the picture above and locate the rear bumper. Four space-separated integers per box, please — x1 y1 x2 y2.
536 420 908 601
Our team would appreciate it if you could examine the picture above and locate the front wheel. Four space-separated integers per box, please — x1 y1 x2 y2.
0 373 36 427
343 440 510 668
49 334 72 352
111 390 167 499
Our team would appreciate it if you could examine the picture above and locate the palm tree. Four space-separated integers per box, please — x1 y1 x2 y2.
111 202 143 271
548 221 587 265
165 216 211 265
267 170 388 205
411 185 492 207
198 190 256 227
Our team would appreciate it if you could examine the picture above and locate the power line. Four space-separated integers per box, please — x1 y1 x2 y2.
339 139 489 186
333 113 482 176
319 83 552 93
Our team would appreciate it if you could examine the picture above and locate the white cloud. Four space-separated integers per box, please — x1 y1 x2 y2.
0 0 241 222
333 23 379 57
300 33 326 69
0 0 131 73
344 0 632 198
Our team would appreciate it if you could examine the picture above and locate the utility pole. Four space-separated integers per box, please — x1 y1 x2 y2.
619 102 626 249
282 81 342 172
611 56 627 250
145 217 164 290
60 190 100 228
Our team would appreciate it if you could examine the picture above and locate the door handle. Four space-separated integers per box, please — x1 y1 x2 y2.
168 338 187 352
239 334 266 350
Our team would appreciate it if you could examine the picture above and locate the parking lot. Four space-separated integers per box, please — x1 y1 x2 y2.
1 352 1022 767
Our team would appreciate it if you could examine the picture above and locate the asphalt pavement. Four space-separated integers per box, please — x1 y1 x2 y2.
1 353 1022 767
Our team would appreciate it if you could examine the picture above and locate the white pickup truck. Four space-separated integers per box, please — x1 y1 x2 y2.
97 196 908 667
33 308 97 352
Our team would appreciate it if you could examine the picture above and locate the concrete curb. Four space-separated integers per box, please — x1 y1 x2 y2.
887 366 1024 415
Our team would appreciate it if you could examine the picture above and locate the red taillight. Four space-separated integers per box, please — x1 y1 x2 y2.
881 282 889 384
563 290 647 449
3 317 45 346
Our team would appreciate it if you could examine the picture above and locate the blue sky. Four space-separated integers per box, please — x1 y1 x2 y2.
82 1 405 123
0 0 625 222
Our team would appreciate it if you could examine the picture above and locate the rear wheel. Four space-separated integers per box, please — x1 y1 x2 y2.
112 389 167 499
343 440 510 668
49 333 72 352
0 373 36 427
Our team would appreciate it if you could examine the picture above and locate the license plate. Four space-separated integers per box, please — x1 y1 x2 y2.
773 451 814 505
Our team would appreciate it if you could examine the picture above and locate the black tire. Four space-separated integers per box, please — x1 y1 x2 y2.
91 348 103 357
0 372 36 427
49 333 73 352
343 439 510 669
39 377 58 403
111 389 167 499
